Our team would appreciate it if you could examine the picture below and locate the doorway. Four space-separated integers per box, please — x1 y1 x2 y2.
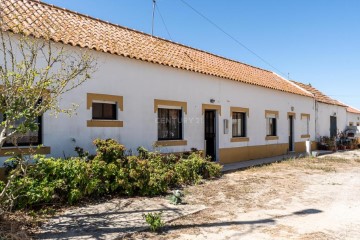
330 116 337 138
288 115 294 152
205 110 216 161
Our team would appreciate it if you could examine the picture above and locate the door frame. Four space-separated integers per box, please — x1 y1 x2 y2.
202 104 221 162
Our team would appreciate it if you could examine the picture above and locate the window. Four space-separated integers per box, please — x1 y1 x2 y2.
158 108 182 140
266 113 277 136
232 112 246 137
357 123 360 127
0 114 42 147
92 102 117 120
349 122 354 126
301 114 310 136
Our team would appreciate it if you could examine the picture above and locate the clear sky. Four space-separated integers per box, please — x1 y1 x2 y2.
42 0 360 108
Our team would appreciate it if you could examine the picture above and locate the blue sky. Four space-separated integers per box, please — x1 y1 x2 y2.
43 0 360 108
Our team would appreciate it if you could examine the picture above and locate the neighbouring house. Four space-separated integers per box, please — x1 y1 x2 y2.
292 81 348 139
0 0 346 178
346 106 360 127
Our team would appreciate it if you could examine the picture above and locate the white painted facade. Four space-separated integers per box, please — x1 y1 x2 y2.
315 102 347 139
0 41 317 165
347 111 360 127
42 45 315 160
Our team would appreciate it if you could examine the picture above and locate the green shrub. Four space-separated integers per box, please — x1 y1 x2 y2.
93 138 126 163
0 181 5 193
175 152 222 184
1 139 222 210
143 212 164 232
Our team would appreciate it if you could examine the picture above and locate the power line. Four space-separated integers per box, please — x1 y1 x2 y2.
155 3 173 41
178 0 288 77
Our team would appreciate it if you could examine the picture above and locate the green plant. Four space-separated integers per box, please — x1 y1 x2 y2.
74 146 90 159
137 146 149 159
93 139 126 163
143 212 164 232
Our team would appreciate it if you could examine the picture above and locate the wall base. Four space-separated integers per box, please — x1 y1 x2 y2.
219 141 317 164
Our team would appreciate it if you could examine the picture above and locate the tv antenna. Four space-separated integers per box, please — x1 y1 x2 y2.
152 0 156 36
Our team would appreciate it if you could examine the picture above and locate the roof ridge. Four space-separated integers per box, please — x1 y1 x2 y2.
28 0 273 74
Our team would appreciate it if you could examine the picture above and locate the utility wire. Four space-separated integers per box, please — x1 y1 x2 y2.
179 0 287 77
155 3 173 41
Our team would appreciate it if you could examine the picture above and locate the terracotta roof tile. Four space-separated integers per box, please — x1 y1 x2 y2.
292 81 347 107
0 0 313 97
347 106 360 114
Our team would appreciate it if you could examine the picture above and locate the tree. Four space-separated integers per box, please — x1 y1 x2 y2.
0 26 97 212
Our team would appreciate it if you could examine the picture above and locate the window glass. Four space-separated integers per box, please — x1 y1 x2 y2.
232 112 246 137
266 117 277 136
92 102 117 120
158 108 182 140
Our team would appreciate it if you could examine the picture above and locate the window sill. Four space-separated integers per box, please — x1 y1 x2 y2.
87 120 123 128
265 136 279 140
155 140 188 147
0 146 51 157
231 137 249 142
301 134 311 139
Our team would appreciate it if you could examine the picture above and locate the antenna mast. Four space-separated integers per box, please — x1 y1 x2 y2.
152 0 156 36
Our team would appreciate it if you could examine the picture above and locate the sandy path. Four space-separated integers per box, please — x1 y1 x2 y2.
130 154 360 239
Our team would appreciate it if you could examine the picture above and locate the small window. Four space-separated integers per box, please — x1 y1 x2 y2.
349 122 354 126
158 108 182 140
232 112 246 137
1 114 42 147
357 123 360 127
301 115 310 135
92 102 117 120
266 114 277 136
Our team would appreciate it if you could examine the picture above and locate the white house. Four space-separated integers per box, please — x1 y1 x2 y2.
0 0 324 177
346 106 360 127
292 81 348 139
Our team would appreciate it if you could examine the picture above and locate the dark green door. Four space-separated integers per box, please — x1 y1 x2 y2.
330 116 337 138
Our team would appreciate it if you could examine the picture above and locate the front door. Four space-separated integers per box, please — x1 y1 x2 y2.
330 116 337 138
205 110 216 161
289 115 294 151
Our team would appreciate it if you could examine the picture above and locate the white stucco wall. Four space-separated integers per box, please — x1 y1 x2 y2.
347 112 360 126
0 38 316 164
315 102 347 139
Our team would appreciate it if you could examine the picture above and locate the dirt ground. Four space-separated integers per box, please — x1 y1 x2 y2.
130 151 360 240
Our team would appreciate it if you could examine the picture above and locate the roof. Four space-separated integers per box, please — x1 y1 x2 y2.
347 106 360 114
292 81 347 107
0 0 313 97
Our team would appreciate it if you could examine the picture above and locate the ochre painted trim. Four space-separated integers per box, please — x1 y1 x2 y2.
287 112 296 119
301 134 311 138
0 146 51 157
87 93 124 111
265 136 279 140
265 110 279 118
301 113 310 120
202 104 221 115
155 140 188 147
219 141 317 164
154 99 187 114
87 120 124 127
230 107 249 117
231 137 249 142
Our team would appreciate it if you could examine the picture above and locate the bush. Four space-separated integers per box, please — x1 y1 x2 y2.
93 138 126 163
1 139 222 210
143 212 164 232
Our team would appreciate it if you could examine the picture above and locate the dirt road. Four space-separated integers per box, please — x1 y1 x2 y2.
131 153 360 239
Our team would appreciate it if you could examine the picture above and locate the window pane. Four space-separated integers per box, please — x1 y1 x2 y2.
92 103 116 120
232 112 245 137
103 103 116 120
92 103 103 119
267 117 276 136
158 108 182 140
5 117 40 146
